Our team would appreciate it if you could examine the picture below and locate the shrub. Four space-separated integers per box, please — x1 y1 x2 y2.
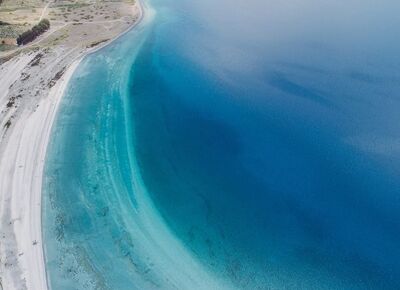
17 19 50 45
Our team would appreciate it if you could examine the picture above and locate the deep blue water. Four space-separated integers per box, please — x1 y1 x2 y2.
44 0 400 289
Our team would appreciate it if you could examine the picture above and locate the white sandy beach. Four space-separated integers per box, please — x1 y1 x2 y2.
0 1 143 289
0 58 80 290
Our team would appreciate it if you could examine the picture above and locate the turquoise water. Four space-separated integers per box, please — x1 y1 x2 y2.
44 0 400 289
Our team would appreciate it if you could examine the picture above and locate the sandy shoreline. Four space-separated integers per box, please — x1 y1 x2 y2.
0 59 81 290
0 1 143 289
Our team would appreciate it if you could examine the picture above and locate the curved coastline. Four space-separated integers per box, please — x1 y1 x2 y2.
0 2 144 290
41 0 237 286
4 1 400 289
41 3 146 290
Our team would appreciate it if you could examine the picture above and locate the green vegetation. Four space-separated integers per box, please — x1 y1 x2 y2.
0 43 14 51
0 22 25 41
54 3 89 9
17 18 50 45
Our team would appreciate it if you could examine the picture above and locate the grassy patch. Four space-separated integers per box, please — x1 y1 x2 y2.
0 43 15 51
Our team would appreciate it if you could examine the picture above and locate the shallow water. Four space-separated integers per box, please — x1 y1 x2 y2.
44 0 400 289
